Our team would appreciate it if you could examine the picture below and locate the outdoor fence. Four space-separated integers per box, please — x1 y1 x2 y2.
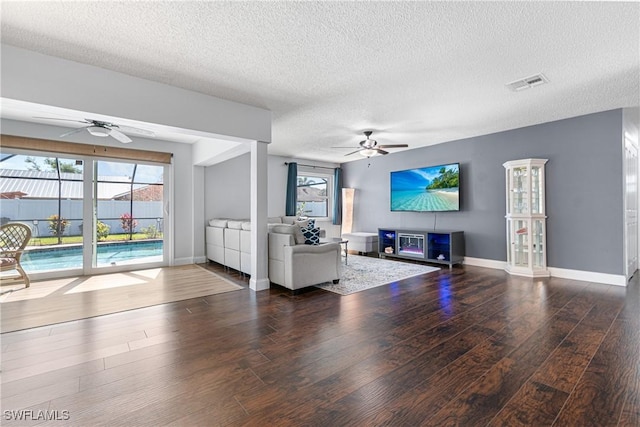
0 199 164 237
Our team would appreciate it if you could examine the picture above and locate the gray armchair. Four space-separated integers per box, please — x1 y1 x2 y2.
268 225 341 291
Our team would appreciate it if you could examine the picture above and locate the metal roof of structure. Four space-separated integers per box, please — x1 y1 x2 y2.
0 169 140 200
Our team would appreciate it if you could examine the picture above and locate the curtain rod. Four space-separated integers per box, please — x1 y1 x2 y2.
284 162 337 171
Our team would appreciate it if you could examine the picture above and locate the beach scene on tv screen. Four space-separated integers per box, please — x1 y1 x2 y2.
391 164 459 211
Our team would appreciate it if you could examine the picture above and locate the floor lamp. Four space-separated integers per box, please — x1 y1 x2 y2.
341 188 355 234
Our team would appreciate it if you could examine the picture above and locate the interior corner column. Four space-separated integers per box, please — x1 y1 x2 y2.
249 140 270 291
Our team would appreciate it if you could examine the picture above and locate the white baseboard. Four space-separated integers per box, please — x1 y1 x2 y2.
547 267 627 287
194 256 207 264
173 257 194 266
464 257 627 287
463 257 507 270
249 277 270 291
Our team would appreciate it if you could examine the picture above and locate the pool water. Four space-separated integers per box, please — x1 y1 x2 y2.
22 241 164 272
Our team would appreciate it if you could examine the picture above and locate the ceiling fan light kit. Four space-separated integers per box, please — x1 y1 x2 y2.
360 149 379 157
333 130 409 158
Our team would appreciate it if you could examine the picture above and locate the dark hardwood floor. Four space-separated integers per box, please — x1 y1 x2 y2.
1 261 638 426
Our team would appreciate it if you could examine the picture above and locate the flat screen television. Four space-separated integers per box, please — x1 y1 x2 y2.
390 163 460 212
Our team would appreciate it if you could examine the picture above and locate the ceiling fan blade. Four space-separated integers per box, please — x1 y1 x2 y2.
116 125 155 137
109 129 133 143
376 149 389 155
59 126 89 138
34 116 91 124
344 148 364 156
377 144 409 148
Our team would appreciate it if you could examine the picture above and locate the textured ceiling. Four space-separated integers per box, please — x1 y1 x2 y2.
1 1 639 163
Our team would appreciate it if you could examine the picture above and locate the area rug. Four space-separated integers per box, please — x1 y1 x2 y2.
0 264 244 333
316 255 440 295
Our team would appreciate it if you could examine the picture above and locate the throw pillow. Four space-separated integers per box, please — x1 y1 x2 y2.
302 226 321 245
294 224 306 245
270 224 296 235
271 224 306 244
295 218 315 230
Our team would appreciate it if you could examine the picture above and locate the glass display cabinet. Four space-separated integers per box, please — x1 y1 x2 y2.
503 158 549 277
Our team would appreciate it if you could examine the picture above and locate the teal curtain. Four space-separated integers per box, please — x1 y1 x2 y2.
285 162 297 216
333 167 342 225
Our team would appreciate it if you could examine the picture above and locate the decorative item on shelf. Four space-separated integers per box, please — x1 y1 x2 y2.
296 201 307 219
437 254 445 260
385 246 394 254
516 227 528 234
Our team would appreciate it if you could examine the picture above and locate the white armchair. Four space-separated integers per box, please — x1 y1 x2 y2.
268 225 341 291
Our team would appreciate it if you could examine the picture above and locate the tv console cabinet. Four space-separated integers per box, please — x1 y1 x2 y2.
378 228 464 268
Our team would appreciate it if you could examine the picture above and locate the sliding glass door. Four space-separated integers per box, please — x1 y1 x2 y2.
93 160 165 270
0 149 170 278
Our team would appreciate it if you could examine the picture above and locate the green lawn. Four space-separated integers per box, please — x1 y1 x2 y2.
30 233 163 245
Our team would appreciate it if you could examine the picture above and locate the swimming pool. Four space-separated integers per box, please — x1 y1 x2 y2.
22 240 164 272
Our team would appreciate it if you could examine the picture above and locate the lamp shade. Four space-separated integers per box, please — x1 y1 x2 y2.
360 149 378 157
341 188 355 234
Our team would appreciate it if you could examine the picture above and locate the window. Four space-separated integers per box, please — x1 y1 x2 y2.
0 153 85 270
296 170 332 218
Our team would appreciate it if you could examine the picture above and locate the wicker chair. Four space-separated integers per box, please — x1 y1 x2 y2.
0 223 32 287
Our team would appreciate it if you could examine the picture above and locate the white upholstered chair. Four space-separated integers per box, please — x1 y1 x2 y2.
268 224 341 291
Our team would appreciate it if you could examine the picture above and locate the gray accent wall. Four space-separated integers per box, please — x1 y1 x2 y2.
342 109 624 275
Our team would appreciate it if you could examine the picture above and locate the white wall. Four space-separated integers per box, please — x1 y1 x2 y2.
192 165 206 263
623 106 640 278
204 153 342 237
204 153 251 219
1 45 271 143
204 153 304 219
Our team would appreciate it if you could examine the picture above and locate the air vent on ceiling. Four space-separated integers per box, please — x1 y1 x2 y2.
506 73 549 92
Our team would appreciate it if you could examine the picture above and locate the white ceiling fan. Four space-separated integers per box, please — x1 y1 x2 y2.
334 131 408 157
33 117 155 143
